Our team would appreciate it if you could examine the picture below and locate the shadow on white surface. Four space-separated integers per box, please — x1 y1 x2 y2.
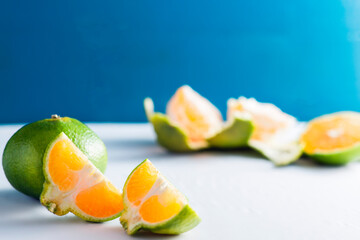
294 157 354 169
0 189 188 239
0 189 40 216
104 138 167 160
3 215 85 226
154 149 269 163
104 139 157 148
131 231 181 239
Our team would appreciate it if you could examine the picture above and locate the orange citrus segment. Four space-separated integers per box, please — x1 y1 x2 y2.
48 139 87 191
301 112 360 154
41 132 123 222
123 160 186 223
76 180 123 218
126 160 158 206
166 85 223 143
139 187 183 223
228 97 296 142
120 159 201 235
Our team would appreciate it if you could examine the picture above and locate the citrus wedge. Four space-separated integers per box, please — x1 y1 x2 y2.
145 86 254 151
301 112 360 165
228 97 304 166
120 159 201 235
40 132 123 222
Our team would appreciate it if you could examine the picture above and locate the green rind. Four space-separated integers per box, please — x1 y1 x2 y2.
145 205 200 235
148 113 205 152
145 98 255 152
144 97 199 152
120 159 201 235
307 143 360 165
207 117 254 149
249 141 303 166
121 204 200 235
40 132 121 222
2 117 107 199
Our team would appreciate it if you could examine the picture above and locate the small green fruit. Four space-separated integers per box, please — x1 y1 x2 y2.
2 115 107 198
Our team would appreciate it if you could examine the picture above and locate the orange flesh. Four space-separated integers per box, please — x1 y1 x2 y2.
126 160 158 206
47 136 123 218
76 180 123 218
166 86 222 143
229 103 288 141
301 114 360 154
126 160 184 223
139 188 183 223
48 139 87 191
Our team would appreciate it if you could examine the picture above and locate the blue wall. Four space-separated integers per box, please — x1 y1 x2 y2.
1 0 360 123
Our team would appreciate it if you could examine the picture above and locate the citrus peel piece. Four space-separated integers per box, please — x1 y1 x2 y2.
145 86 254 152
228 97 304 165
207 112 254 149
145 98 207 151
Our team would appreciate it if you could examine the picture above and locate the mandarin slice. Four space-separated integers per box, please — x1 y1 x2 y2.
120 159 200 235
301 112 360 165
40 132 123 222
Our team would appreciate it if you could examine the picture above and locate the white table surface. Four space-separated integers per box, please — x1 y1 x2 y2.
1 123 360 240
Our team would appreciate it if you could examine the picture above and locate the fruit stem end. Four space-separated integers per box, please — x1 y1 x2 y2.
48 203 56 213
51 114 60 119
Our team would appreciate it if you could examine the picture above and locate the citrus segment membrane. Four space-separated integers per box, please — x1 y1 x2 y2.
40 132 123 222
228 97 304 165
120 159 200 235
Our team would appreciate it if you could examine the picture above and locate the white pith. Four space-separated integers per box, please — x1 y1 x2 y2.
249 122 306 165
144 98 155 120
227 97 297 126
